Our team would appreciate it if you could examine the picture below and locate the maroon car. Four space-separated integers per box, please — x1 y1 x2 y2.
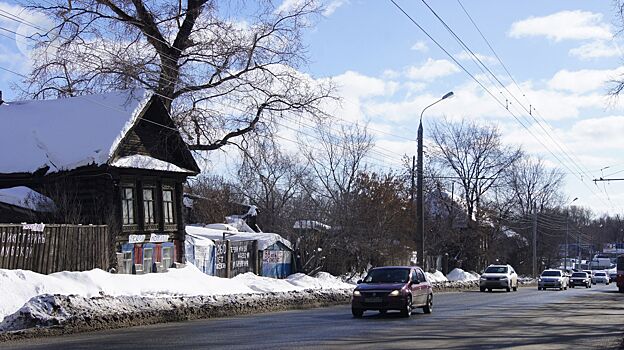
351 266 434 318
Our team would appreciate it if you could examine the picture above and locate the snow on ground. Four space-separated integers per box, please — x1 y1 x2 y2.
446 268 480 282
426 270 449 283
0 265 352 322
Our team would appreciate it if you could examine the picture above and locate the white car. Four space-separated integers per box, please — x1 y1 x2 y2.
592 271 610 285
538 269 569 290
479 264 518 292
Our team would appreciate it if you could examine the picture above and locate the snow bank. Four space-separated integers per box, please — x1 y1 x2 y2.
0 266 351 322
446 268 480 282
232 272 353 293
426 270 449 283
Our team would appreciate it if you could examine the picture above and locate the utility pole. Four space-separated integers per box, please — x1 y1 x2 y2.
416 122 424 268
565 213 569 271
533 202 537 277
416 91 453 269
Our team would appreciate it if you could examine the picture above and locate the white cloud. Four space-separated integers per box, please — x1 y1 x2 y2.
323 0 348 16
410 41 429 53
277 0 345 16
548 67 624 94
455 51 498 65
509 10 612 42
569 40 622 60
567 116 624 152
406 58 459 81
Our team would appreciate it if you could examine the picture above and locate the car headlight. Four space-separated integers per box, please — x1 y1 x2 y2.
389 290 400 296
538 278 542 282
353 290 361 297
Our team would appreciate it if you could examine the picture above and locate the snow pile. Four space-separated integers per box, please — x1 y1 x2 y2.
446 268 480 282
426 270 449 283
285 273 353 290
0 265 352 323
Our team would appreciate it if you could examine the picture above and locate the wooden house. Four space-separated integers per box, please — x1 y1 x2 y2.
0 90 200 271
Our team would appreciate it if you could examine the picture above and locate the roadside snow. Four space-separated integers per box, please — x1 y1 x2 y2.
0 265 352 322
446 268 480 282
426 270 449 283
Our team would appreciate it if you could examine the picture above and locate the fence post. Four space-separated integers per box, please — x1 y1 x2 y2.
226 240 231 278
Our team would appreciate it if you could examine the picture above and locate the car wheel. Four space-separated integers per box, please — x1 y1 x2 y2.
400 295 412 318
537 287 541 291
570 285 574 288
352 308 364 318
423 294 433 314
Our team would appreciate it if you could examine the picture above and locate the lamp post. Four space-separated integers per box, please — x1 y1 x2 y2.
565 197 578 271
416 91 454 268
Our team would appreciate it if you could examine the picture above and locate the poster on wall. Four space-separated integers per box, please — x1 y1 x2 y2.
230 240 255 276
214 240 228 278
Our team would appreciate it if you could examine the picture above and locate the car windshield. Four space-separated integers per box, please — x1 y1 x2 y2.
541 271 561 277
484 266 508 274
364 268 410 283
572 272 587 277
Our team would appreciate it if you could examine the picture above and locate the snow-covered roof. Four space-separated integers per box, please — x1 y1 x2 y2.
110 155 195 173
0 186 55 212
185 225 292 251
0 89 151 174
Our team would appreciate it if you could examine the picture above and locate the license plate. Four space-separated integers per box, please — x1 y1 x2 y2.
364 297 382 303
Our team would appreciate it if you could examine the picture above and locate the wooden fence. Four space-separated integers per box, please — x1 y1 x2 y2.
0 224 110 274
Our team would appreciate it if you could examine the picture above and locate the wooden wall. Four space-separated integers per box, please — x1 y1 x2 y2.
0 224 110 274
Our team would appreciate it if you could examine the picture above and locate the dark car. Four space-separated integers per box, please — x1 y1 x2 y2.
351 266 433 318
609 271 617 283
569 271 591 288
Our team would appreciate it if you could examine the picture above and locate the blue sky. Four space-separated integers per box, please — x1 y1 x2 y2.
1 0 624 215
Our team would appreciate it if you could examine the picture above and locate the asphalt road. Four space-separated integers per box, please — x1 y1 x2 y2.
3 283 624 350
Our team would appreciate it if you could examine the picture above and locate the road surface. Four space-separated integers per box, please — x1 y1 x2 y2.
3 283 623 349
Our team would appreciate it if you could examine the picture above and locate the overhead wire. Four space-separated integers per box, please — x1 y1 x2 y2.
454 0 621 212
388 0 616 211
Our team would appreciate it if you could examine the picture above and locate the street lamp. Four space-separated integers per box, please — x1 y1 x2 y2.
416 91 454 268
565 197 578 271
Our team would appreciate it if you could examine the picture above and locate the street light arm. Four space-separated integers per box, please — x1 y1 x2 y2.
419 91 454 123
420 98 444 123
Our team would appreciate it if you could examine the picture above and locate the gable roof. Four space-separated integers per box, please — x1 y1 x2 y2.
0 89 198 175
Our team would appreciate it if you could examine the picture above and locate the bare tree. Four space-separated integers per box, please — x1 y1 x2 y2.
430 118 523 222
506 156 564 216
20 0 333 151
235 137 307 233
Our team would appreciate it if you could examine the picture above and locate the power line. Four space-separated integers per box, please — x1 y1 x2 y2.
388 0 615 211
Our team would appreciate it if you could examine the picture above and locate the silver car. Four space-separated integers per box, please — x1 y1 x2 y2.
538 269 568 290
479 264 518 292
592 271 610 285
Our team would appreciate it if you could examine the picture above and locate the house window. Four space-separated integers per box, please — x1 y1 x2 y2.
163 189 175 224
121 186 135 225
143 188 156 224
